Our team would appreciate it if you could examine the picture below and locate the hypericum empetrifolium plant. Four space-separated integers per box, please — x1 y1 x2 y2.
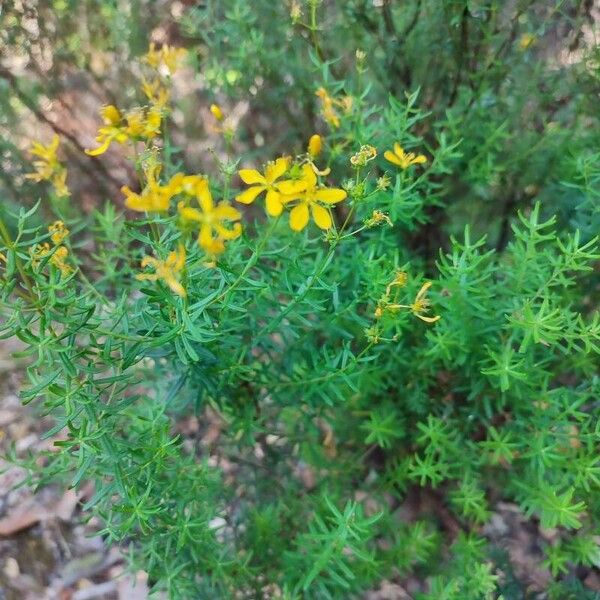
1 1 599 598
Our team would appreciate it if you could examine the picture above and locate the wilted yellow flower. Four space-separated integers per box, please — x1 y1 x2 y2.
350 145 377 167
519 33 536 50
280 164 346 231
179 179 242 253
384 143 427 170
49 220 69 245
210 104 224 122
376 175 391 190
365 210 393 228
388 281 440 323
25 135 70 198
308 134 323 158
121 166 184 212
236 158 301 217
385 271 407 296
145 43 187 75
136 244 187 297
29 243 71 276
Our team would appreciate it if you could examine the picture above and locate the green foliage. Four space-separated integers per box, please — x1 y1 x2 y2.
1 0 599 598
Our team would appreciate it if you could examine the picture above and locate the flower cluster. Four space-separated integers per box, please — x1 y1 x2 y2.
29 220 72 276
236 160 347 231
85 104 161 156
25 135 69 198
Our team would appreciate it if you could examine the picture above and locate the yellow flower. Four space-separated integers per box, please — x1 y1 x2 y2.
29 243 71 276
26 135 60 181
122 167 183 212
124 107 161 138
145 43 186 75
315 87 341 128
179 179 242 253
387 281 440 323
236 157 301 217
308 134 323 158
85 105 129 156
384 143 427 169
281 164 347 232
49 220 69 245
86 105 160 156
25 135 70 197
137 244 186 297
142 78 170 110
51 170 70 198
210 104 224 122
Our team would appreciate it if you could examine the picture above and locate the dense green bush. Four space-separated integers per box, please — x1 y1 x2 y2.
1 1 599 598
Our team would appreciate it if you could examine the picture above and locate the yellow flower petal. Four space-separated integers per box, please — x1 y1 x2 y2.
289 203 309 232
239 169 266 185
214 203 242 221
199 223 213 249
384 150 401 166
393 143 404 157
215 222 242 240
311 204 332 229
264 157 289 183
196 180 214 213
415 314 441 323
179 206 204 222
276 179 307 196
313 188 347 204
265 189 283 216
85 138 113 156
235 185 265 204
413 154 427 164
300 164 317 187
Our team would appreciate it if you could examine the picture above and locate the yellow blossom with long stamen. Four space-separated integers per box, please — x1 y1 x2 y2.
280 164 346 232
136 244 187 297
384 143 427 170
236 158 302 217
387 281 440 323
179 179 242 253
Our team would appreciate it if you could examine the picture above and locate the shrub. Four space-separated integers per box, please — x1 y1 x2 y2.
1 1 598 598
